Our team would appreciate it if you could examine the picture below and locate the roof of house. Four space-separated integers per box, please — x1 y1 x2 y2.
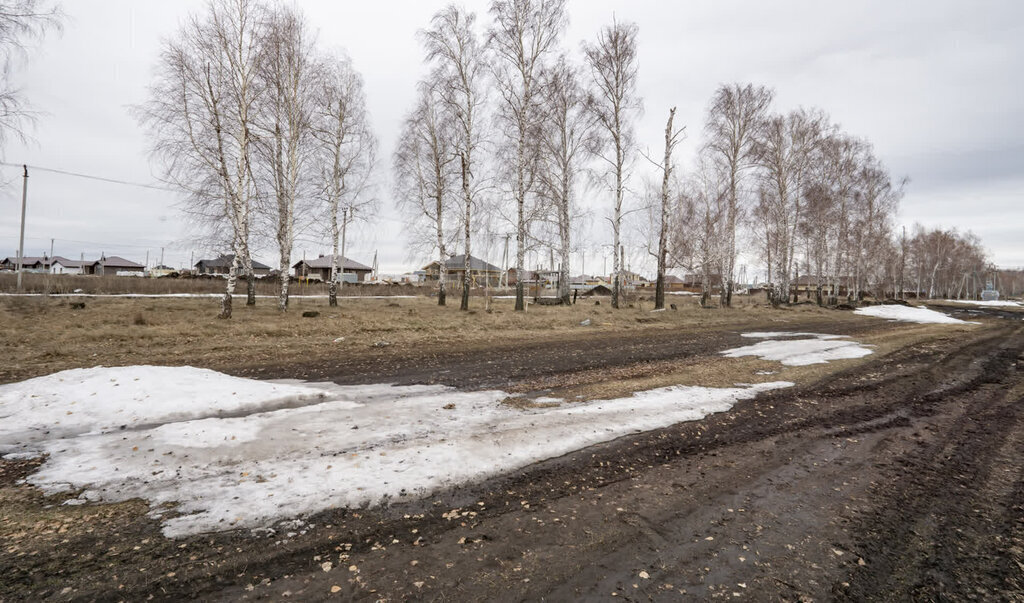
92 255 144 269
663 275 684 284
50 256 86 268
195 254 271 270
294 254 372 271
424 254 502 272
2 256 48 266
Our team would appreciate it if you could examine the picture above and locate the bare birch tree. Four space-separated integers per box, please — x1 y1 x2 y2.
536 56 592 305
703 83 772 307
312 53 376 307
755 109 823 305
422 5 487 311
0 0 62 148
685 157 726 307
583 18 640 309
137 0 265 318
255 4 317 311
394 79 456 306
650 107 684 310
489 0 567 310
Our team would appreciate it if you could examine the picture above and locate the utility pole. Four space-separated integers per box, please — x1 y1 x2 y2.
16 165 28 291
160 247 165 267
339 207 349 289
49 238 54 260
502 233 510 288
189 250 194 273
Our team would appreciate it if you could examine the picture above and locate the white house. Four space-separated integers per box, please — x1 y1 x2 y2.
49 256 86 275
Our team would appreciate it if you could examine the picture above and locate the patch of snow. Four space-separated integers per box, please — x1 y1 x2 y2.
2 367 792 537
741 331 848 340
723 332 873 366
854 304 971 324
0 366 331 448
942 299 1021 308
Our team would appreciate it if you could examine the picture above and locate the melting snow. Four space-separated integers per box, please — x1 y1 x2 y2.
1 366 792 537
723 333 873 366
0 366 329 447
942 299 1021 308
854 304 971 324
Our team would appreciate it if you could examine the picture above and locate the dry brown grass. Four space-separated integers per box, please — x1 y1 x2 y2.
0 292 974 386
0 272 422 296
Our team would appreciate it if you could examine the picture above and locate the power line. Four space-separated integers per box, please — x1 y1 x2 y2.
0 162 175 192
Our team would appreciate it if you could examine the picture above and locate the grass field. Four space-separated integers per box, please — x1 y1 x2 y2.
0 291 896 385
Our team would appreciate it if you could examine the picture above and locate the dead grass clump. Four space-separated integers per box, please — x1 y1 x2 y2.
133 312 148 326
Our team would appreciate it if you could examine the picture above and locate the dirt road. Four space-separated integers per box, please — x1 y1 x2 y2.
2 309 1022 601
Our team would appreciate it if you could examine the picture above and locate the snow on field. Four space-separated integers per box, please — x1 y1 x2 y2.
723 333 873 366
0 366 330 447
1 366 791 537
942 299 1022 308
854 304 971 324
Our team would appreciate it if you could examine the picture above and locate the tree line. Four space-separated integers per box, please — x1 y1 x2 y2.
121 0 1004 315
136 0 376 318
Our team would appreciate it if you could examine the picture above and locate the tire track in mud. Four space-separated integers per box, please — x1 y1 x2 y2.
840 327 1024 601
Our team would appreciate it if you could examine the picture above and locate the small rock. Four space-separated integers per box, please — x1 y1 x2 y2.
639 571 650 579
321 561 333 572
443 403 456 410
330 585 341 593
372 340 392 348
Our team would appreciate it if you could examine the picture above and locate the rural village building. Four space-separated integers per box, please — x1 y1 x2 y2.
292 255 373 282
49 256 87 275
423 254 503 288
194 255 271 277
88 255 145 276
0 256 50 272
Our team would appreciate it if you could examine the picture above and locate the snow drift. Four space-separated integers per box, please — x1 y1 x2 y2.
854 304 971 324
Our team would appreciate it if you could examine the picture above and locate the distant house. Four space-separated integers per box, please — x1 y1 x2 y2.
398 270 427 284
292 255 372 282
423 254 503 288
148 264 177 278
194 254 271 276
580 283 613 297
0 256 49 272
50 256 87 275
88 255 145 276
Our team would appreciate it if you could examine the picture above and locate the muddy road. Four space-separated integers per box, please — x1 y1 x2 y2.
2 313 1023 601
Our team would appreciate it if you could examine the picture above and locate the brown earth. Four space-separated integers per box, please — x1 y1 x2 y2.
1 300 1022 601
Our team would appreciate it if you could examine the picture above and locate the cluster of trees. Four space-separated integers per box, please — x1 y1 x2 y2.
394 0 643 311
662 85 911 308
392 3 997 313
17 0 1004 316
137 0 376 318
904 226 994 300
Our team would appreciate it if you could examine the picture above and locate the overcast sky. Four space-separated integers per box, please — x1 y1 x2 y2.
2 0 1022 274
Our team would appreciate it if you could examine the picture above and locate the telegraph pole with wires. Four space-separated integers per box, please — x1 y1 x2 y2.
16 165 28 291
